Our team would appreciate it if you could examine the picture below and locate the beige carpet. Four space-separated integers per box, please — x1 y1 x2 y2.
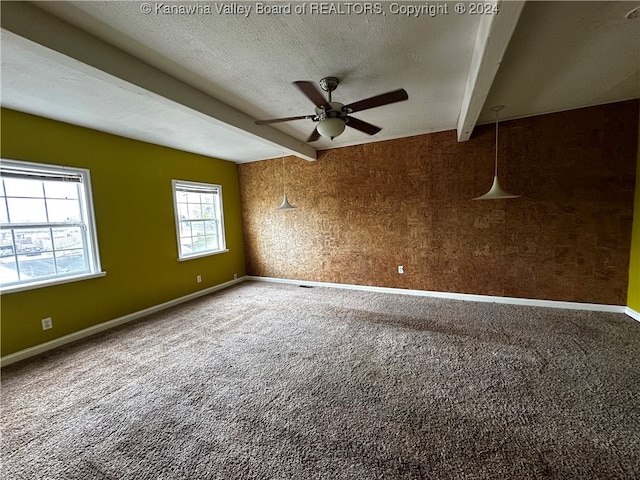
2 281 639 479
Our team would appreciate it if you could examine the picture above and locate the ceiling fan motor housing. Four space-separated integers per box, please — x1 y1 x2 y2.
315 102 346 121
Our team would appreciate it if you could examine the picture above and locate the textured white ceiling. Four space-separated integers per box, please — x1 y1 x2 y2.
480 1 640 123
1 30 294 163
1 1 638 163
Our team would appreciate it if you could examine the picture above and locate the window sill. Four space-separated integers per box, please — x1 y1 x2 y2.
178 249 229 262
0 271 107 295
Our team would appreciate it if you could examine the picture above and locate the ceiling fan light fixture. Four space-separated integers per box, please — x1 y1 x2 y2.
316 117 346 139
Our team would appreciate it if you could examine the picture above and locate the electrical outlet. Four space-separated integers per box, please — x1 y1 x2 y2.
398 265 404 274
233 273 238 280
41 317 53 330
196 275 202 283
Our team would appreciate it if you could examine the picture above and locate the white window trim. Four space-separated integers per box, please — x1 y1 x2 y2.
176 249 229 262
1 271 106 294
172 179 227 261
0 158 104 292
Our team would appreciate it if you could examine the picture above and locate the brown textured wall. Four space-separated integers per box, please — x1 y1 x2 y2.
238 100 639 304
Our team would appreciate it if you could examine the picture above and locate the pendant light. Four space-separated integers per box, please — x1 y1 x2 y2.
276 157 296 210
473 105 520 200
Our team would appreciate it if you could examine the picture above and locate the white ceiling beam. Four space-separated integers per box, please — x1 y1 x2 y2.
457 1 526 142
1 2 317 162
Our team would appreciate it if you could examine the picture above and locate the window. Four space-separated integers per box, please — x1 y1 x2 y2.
0 159 103 292
172 180 227 260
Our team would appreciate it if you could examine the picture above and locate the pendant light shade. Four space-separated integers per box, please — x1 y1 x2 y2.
275 157 296 210
473 175 520 200
276 192 296 210
473 105 520 201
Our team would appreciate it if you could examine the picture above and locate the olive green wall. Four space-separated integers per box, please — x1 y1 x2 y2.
628 138 640 312
1 108 246 356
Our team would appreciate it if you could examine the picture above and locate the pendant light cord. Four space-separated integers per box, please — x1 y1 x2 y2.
494 108 499 177
282 157 286 194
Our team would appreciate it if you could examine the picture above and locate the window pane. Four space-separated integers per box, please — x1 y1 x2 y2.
0 244 15 257
185 192 201 204
7 198 47 223
53 227 83 250
191 221 205 236
0 230 13 252
3 177 44 197
180 238 195 255
0 255 18 283
205 236 219 250
179 221 192 238
14 228 51 254
188 202 202 219
46 198 81 222
44 181 79 200
204 220 216 234
192 237 206 252
178 203 189 220
0 199 8 224
202 204 214 219
18 253 55 280
55 249 87 274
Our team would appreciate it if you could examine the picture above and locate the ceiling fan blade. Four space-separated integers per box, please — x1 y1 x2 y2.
346 116 382 135
255 114 315 125
294 81 331 109
306 128 321 142
344 88 408 113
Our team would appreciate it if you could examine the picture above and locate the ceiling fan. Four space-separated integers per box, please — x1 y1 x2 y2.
255 77 409 142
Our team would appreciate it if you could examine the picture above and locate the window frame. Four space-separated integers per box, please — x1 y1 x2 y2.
0 159 104 293
171 179 228 261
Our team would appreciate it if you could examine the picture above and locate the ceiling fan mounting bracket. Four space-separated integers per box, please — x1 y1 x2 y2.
319 77 339 93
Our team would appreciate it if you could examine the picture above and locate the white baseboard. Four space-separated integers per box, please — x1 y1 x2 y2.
246 276 628 314
625 307 640 322
1 276 247 367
